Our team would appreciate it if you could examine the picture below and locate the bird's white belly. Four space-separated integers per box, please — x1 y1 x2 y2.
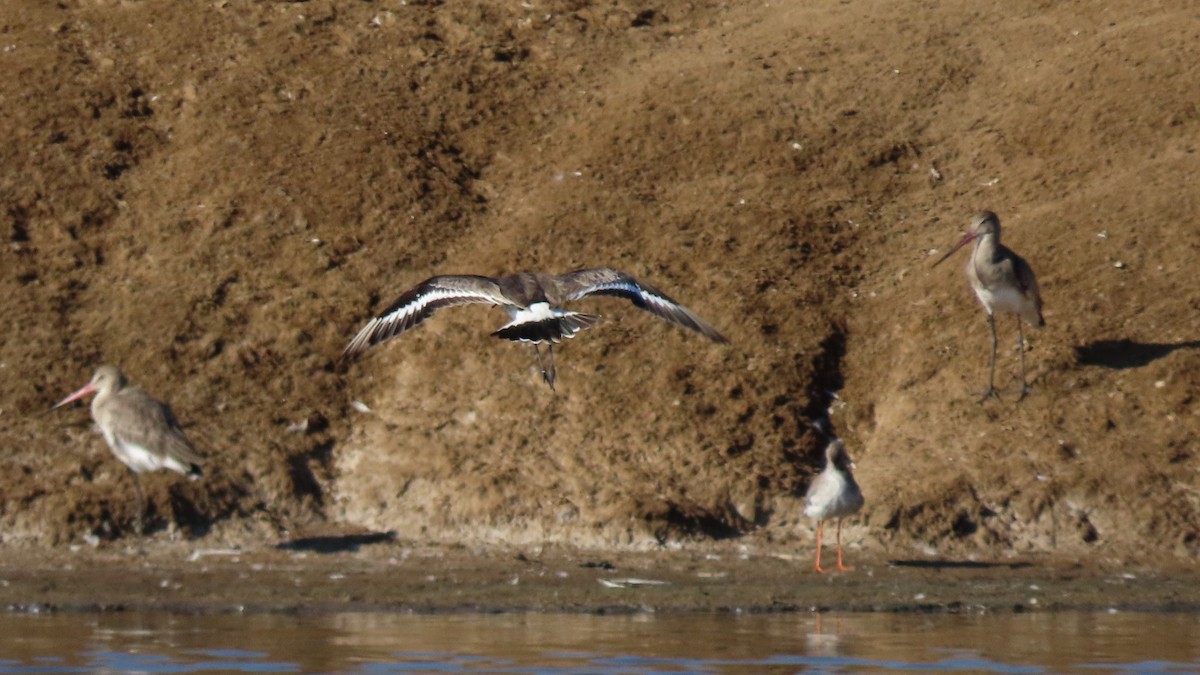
106 434 188 475
806 492 863 520
974 284 1027 316
804 475 864 520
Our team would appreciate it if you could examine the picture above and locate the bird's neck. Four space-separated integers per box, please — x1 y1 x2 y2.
90 385 123 414
90 391 110 416
971 232 1001 264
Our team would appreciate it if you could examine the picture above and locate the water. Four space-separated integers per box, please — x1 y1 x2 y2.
0 611 1197 673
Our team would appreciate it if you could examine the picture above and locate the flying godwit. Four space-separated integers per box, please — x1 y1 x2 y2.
933 211 1045 400
804 437 864 573
342 268 728 389
51 365 204 537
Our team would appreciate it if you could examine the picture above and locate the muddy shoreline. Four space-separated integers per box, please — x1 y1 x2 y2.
3 540 1198 616
2 0 1198 606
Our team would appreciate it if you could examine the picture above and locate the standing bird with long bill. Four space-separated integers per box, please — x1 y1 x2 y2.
51 365 205 538
933 210 1045 400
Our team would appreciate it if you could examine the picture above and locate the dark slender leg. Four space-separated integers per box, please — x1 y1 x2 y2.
814 520 826 573
1016 317 1031 400
978 313 1000 401
533 343 557 390
130 470 146 554
131 470 145 537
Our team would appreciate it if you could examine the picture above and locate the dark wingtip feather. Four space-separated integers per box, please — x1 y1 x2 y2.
341 321 380 361
668 309 729 344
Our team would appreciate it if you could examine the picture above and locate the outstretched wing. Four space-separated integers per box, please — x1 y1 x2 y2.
342 275 510 359
556 268 728 343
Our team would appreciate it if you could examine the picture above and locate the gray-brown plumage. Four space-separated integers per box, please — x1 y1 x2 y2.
51 365 204 536
933 211 1045 400
342 268 728 389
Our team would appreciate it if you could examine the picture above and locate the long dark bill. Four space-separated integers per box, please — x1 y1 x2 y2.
49 383 95 412
931 232 977 268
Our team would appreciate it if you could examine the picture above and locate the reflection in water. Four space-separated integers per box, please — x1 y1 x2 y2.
0 611 1198 673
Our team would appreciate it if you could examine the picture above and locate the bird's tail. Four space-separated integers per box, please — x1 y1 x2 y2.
1025 299 1046 329
493 310 600 344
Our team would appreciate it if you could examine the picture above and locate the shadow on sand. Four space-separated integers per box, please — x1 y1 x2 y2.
276 531 397 554
888 559 1033 570
1075 339 1200 369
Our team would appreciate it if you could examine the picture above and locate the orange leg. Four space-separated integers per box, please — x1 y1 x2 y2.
835 519 854 571
814 519 827 573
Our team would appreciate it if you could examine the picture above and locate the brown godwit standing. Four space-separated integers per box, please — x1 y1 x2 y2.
51 365 204 537
342 268 728 389
804 437 865 573
934 211 1045 400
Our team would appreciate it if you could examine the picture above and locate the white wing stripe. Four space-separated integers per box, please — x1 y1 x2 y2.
377 286 501 325
569 279 644 301
642 293 682 312
570 279 713 326
344 282 511 357
579 280 690 314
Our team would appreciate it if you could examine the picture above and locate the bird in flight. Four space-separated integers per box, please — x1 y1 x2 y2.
342 268 728 389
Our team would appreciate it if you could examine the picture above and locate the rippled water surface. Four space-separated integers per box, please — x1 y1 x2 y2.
1 610 1198 673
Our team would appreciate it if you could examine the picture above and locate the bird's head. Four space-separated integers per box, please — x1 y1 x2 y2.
932 210 1000 267
50 364 127 411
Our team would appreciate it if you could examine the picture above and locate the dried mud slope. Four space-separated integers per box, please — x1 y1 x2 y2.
335 0 1200 557
831 4 1200 559
0 1 1196 559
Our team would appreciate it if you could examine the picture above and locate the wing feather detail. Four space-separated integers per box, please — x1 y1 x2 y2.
105 389 205 474
1010 254 1045 328
342 275 509 358
557 268 728 343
